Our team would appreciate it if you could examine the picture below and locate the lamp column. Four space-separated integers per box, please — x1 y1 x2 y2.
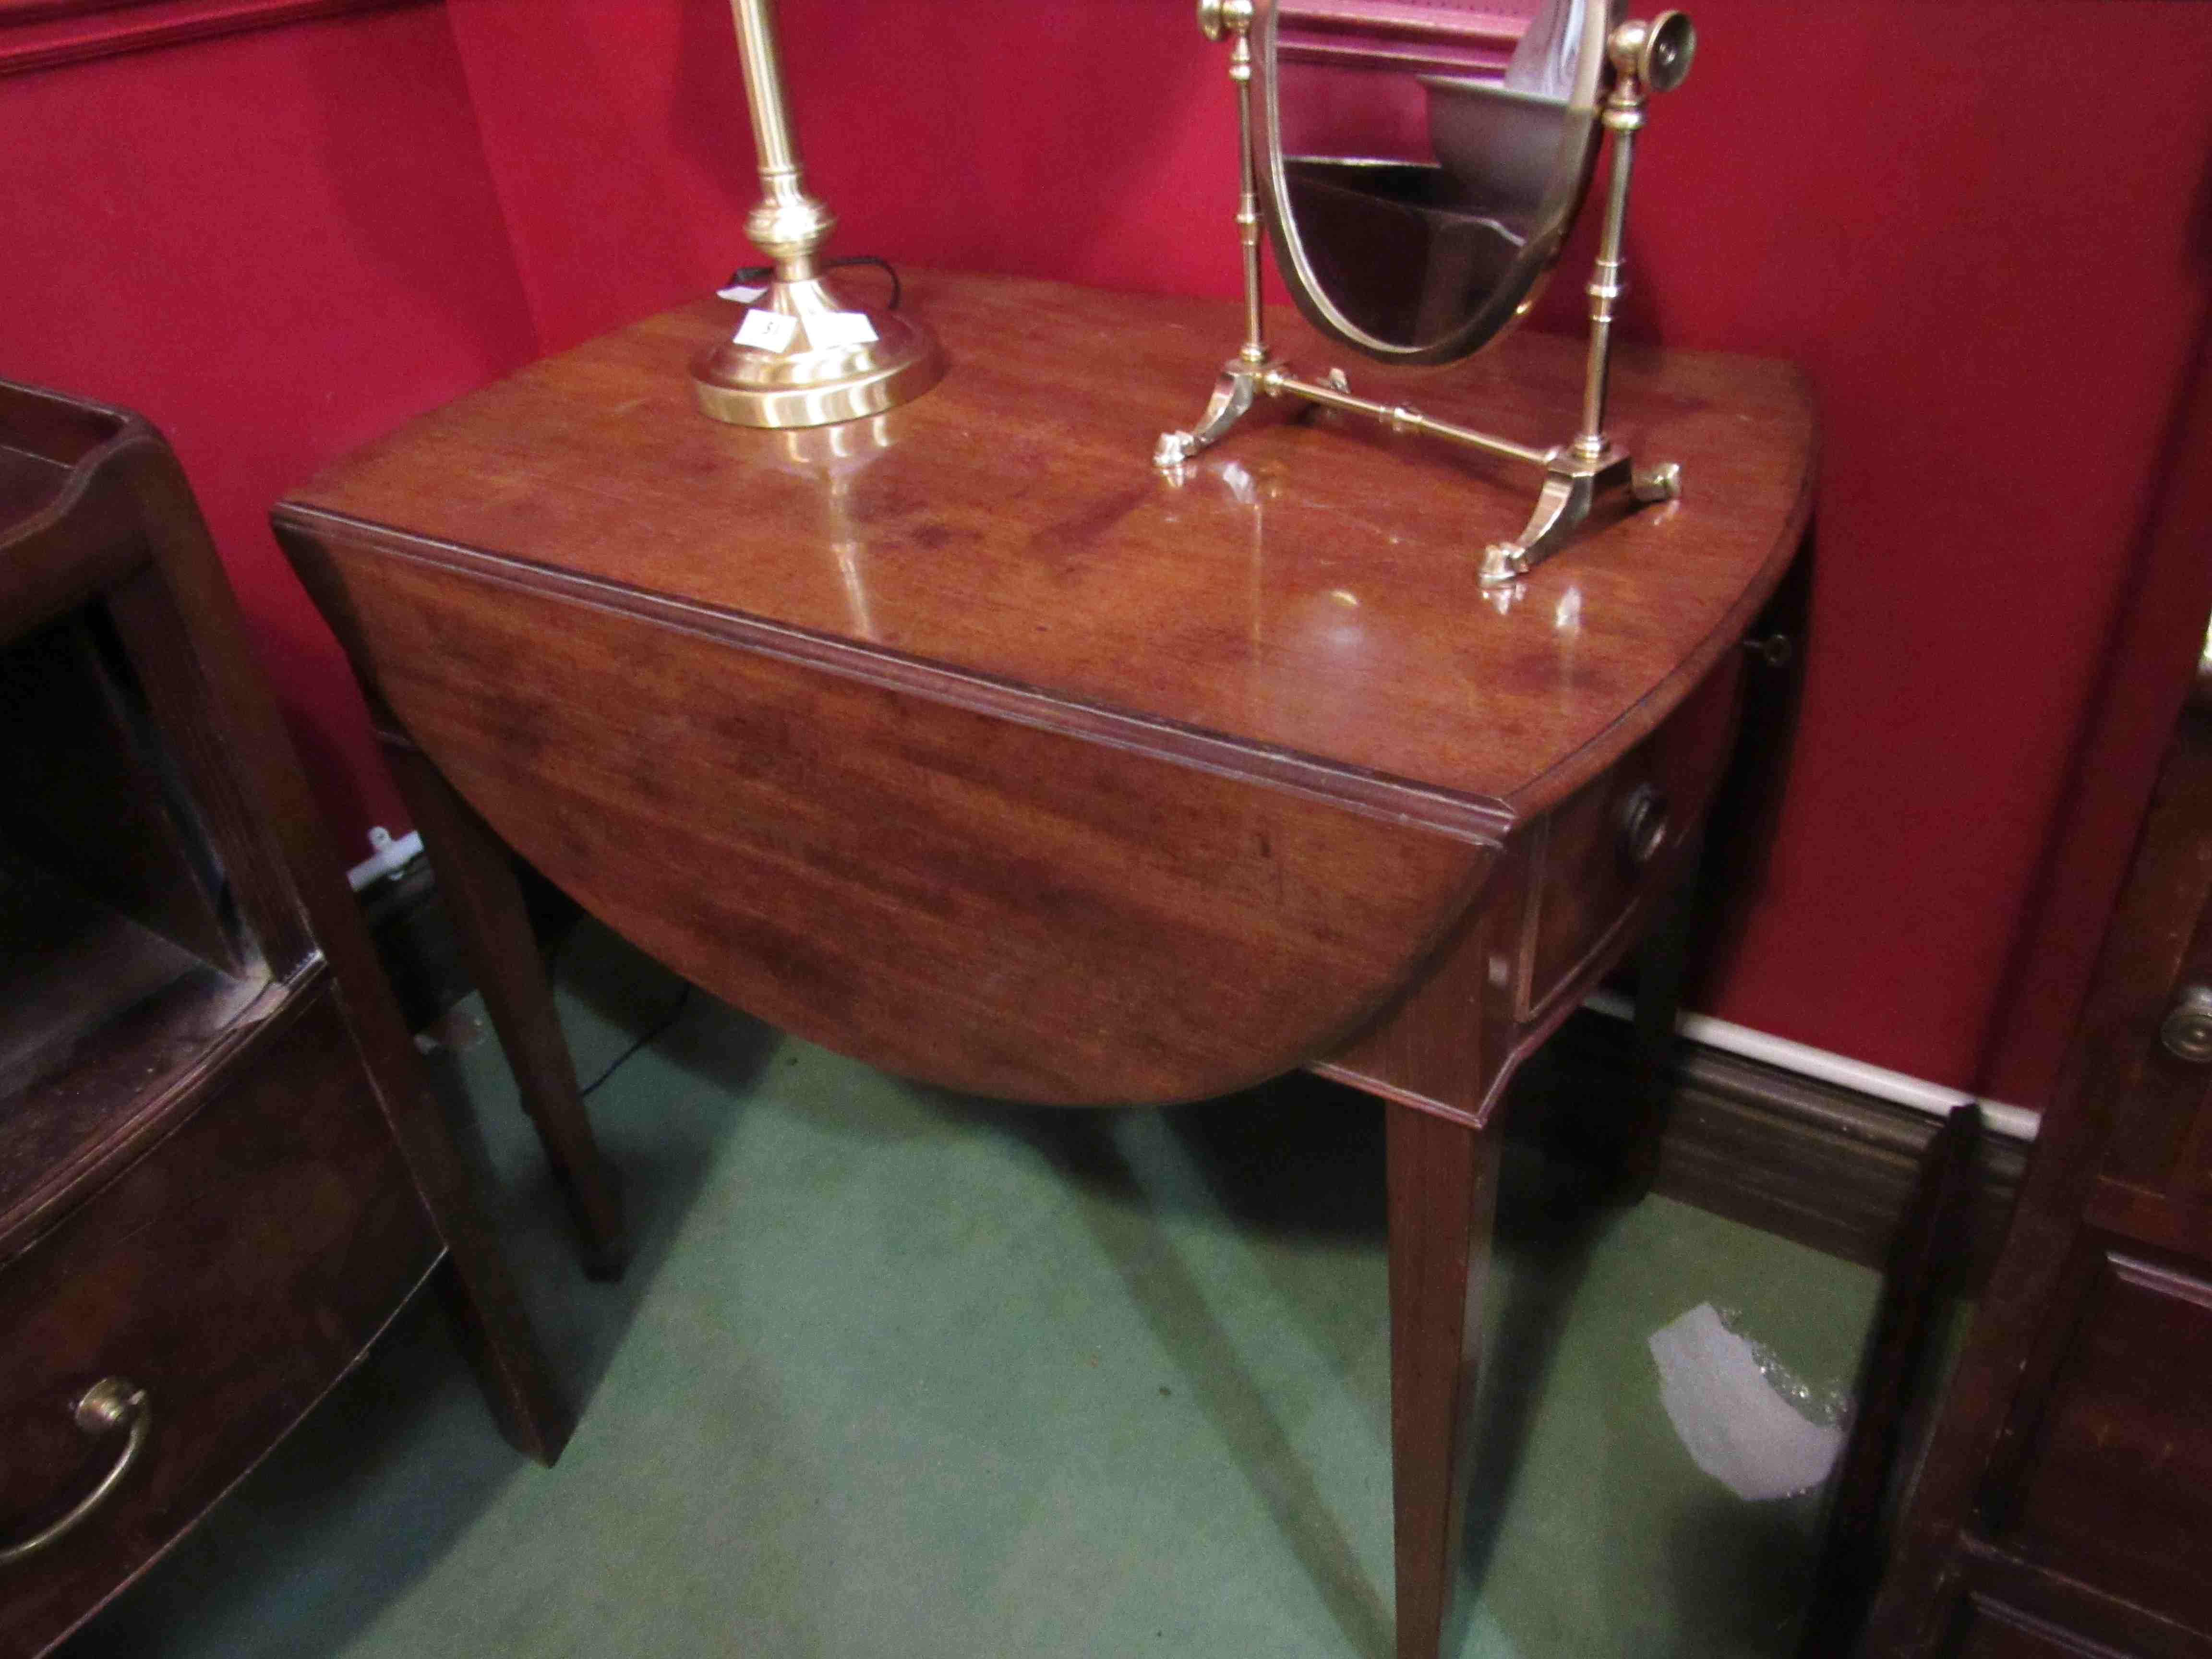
690 0 943 429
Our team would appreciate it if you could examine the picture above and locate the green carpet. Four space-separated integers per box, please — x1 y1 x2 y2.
69 923 1878 1659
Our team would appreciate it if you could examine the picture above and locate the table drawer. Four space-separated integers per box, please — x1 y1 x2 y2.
1517 655 1741 1019
0 980 438 1657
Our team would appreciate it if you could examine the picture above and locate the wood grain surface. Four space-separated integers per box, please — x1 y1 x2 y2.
279 270 1815 823
277 272 1813 1106
308 551 1495 1105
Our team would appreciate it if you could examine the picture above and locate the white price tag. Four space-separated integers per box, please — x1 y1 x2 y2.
733 308 799 351
809 310 880 348
717 282 767 302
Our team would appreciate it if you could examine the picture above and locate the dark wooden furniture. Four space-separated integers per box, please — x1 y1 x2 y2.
1862 641 2212 1659
272 271 1815 1659
0 381 568 1659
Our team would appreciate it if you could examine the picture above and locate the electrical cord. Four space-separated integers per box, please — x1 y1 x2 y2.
541 924 695 1101
725 254 903 312
577 985 693 1100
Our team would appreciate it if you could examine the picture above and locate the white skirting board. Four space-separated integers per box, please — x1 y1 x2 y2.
1583 988 2040 1142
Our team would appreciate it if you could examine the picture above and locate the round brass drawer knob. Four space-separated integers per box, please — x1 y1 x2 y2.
2161 985 2212 1065
1619 783 1671 870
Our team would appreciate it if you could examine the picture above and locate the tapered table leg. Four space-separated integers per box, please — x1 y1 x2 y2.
1387 1100 1503 1659
386 743 629 1278
1614 825 1705 1200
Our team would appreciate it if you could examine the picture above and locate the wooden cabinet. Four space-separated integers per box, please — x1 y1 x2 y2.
0 985 438 1654
1865 652 2212 1659
0 379 567 1657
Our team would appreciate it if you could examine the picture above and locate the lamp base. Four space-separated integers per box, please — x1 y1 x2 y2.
690 273 943 429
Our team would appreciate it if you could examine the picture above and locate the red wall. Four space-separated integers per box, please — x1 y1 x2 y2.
0 1 539 846
9 0 2209 1109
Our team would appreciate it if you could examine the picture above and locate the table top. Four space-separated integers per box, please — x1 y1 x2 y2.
283 272 1814 823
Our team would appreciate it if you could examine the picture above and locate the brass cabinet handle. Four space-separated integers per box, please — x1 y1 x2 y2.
2161 985 2212 1066
1619 783 1671 870
0 1379 151 1565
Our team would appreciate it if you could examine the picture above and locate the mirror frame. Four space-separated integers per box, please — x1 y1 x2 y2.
1253 0 1618 367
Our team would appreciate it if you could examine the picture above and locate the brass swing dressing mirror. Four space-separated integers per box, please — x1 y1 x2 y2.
1157 0 1695 583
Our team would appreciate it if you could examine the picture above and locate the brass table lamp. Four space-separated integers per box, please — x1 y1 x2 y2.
690 0 942 428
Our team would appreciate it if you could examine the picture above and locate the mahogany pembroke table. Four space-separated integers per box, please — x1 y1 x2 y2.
272 271 1815 1659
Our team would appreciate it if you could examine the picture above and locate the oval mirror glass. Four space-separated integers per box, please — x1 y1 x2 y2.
1258 0 1611 366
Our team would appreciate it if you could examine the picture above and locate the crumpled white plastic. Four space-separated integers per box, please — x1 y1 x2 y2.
1647 1302 1846 1501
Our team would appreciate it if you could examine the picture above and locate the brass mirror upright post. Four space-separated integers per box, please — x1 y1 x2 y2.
691 0 943 428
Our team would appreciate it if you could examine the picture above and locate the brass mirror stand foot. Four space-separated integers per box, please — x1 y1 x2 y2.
1153 360 1263 469
1483 451 1683 583
1158 3 1695 585
692 0 941 430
